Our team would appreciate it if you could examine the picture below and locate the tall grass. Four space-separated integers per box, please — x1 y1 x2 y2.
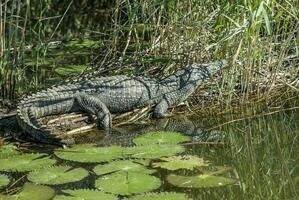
0 0 298 109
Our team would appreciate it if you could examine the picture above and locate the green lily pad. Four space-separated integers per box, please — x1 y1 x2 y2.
124 144 185 159
167 174 237 188
0 174 10 189
129 192 192 200
54 144 124 163
0 183 55 200
0 153 56 172
27 166 89 185
152 155 209 171
133 131 190 145
95 172 161 195
55 65 87 76
94 160 155 176
0 144 20 159
54 189 117 200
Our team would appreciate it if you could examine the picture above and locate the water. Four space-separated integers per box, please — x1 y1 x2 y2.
0 110 298 200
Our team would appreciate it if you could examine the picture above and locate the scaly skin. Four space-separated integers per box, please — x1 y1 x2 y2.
17 60 226 144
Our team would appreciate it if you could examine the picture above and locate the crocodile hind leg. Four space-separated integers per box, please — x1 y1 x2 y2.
153 98 171 118
75 93 112 130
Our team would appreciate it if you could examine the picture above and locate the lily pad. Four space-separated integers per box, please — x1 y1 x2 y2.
0 183 55 200
54 189 117 200
152 155 209 171
129 192 192 200
54 144 124 163
94 160 155 176
167 174 237 188
0 153 56 172
124 144 185 159
27 166 89 185
95 172 161 195
133 131 190 145
0 174 10 189
0 144 20 159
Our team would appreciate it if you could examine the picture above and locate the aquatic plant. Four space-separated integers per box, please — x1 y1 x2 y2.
133 131 191 145
125 144 185 159
152 155 209 171
0 144 20 159
94 160 155 175
0 183 55 200
0 153 56 172
54 144 124 163
128 192 192 200
95 171 161 195
167 174 237 188
27 166 89 185
54 189 117 200
55 65 88 77
0 174 10 189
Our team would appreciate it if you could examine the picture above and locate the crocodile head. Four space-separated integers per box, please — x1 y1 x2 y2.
180 60 227 86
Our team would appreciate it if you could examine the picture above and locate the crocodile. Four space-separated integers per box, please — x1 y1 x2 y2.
17 60 227 145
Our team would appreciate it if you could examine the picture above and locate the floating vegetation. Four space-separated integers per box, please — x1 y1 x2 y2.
133 131 191 145
128 192 192 200
0 153 56 172
125 144 185 159
27 166 89 185
54 189 117 200
0 183 55 200
0 174 9 189
167 174 237 188
94 160 155 176
152 156 209 171
95 172 161 195
0 144 20 159
54 144 124 163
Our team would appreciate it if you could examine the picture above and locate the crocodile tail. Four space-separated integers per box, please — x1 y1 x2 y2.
16 88 75 145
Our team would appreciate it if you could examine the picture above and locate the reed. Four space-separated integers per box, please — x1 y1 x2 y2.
0 0 298 110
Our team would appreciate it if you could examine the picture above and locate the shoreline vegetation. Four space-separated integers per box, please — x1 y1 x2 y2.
0 0 298 114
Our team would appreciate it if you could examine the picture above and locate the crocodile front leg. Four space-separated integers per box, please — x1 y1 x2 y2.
75 93 112 130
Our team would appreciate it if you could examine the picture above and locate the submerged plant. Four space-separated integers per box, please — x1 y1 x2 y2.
27 166 89 185
125 144 185 159
133 131 191 145
54 144 124 163
152 155 209 171
54 189 117 200
95 172 161 195
128 192 192 200
0 183 55 200
94 160 155 176
0 153 56 172
167 174 237 188
0 174 10 189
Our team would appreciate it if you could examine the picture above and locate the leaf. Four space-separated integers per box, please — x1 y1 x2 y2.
133 131 190 146
54 189 117 200
129 192 192 200
152 155 209 171
0 153 56 172
0 174 10 189
124 144 185 159
167 174 237 188
95 172 161 195
54 144 124 163
94 160 155 176
0 183 55 200
55 65 87 76
0 144 20 159
27 166 89 185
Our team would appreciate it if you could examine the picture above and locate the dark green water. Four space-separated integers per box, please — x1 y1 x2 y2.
0 110 298 200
